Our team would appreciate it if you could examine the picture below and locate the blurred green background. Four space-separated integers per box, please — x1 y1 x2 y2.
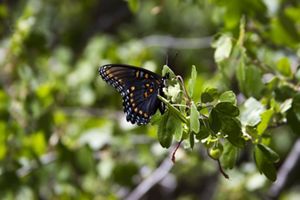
1 0 300 199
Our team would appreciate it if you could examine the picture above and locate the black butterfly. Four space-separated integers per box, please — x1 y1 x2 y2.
99 64 167 125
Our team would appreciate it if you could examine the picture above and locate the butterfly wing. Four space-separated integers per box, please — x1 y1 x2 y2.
99 64 164 125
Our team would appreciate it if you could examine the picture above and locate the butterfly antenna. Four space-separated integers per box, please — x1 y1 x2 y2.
165 52 169 66
165 51 179 68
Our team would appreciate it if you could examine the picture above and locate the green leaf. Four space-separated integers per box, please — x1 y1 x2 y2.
162 65 176 78
157 112 174 148
187 65 197 98
286 108 300 136
24 131 47 156
257 109 274 135
219 91 237 105
0 122 7 159
236 64 264 98
127 0 140 13
241 97 265 126
158 95 187 124
0 90 9 113
295 66 300 81
209 108 222 133
190 102 200 133
275 85 296 101
280 98 292 113
174 120 183 141
163 83 181 103
190 132 195 149
150 111 163 125
215 102 239 117
220 141 238 169
221 117 244 147
257 144 280 163
292 93 300 121
196 119 210 140
276 57 292 77
254 146 277 182
266 76 280 91
213 34 233 63
201 88 219 103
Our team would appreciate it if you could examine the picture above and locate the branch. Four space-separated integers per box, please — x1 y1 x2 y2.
124 157 174 200
142 35 212 49
268 138 300 199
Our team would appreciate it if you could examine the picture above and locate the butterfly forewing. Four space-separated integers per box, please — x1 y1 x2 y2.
99 64 164 125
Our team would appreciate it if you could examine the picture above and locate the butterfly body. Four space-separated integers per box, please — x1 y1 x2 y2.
99 64 166 125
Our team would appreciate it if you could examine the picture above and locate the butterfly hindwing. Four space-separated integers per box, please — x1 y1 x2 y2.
99 64 165 125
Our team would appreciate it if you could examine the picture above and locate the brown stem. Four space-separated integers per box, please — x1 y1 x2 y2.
217 159 229 179
176 75 191 106
171 139 183 163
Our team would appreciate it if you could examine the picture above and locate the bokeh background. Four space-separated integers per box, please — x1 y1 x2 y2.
1 0 300 199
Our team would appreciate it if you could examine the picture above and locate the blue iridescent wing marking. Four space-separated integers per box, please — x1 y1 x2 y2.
99 64 165 125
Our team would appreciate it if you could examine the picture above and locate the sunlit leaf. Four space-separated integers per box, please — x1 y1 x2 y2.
213 34 233 63
163 83 181 103
187 65 197 98
257 109 274 135
162 65 176 78
276 57 292 77
241 98 265 126
190 101 200 133
219 91 237 105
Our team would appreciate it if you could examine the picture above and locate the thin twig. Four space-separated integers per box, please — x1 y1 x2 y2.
268 139 300 199
124 158 174 200
172 139 183 163
217 159 229 179
176 75 191 106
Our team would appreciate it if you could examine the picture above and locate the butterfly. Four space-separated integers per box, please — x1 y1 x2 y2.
99 64 168 125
